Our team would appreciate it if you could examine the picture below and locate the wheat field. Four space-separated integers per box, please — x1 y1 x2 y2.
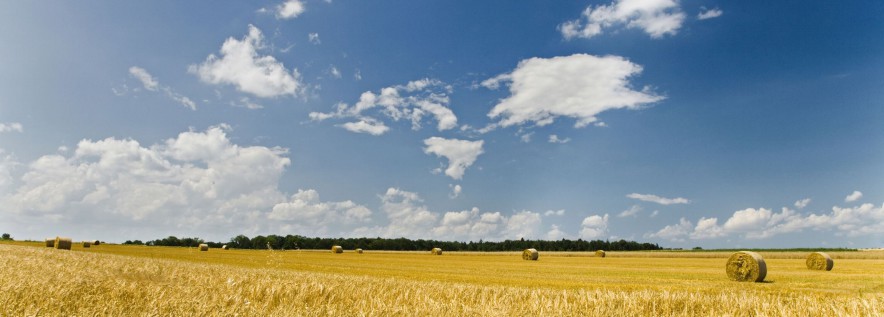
1 242 882 316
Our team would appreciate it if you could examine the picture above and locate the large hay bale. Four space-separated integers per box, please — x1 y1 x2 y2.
596 250 606 258
726 251 767 282
806 252 834 271
45 238 55 248
356 248 363 254
54 237 72 250
522 248 539 260
82 241 91 248
198 244 209 251
221 245 229 250
431 248 442 255
331 245 343 253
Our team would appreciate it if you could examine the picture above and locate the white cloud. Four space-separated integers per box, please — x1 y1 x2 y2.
129 66 159 91
546 224 568 240
483 54 663 129
617 205 642 218
646 217 691 242
794 198 811 209
626 193 690 205
449 184 462 198
190 25 304 98
268 189 371 236
423 137 484 180
329 65 342 79
308 33 321 45
503 210 542 240
520 131 534 143
127 67 198 111
579 214 609 239
845 190 863 202
276 0 305 19
650 210 659 217
544 209 565 216
353 69 362 81
0 125 291 240
548 134 571 144
0 122 23 133
339 119 390 136
310 79 457 135
559 0 686 40
697 7 723 20
375 188 439 239
690 217 724 239
432 207 506 241
231 97 263 110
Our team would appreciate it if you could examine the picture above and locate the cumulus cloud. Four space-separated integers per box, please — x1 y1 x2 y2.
310 79 457 135
794 198 811 209
697 7 723 20
340 119 389 136
503 210 543 240
544 209 565 216
276 0 305 19
0 122 23 133
268 189 371 236
449 184 462 198
329 65 342 79
190 25 304 98
482 54 663 129
627 193 690 205
651 202 884 242
580 214 609 239
432 207 507 241
845 190 863 202
0 125 291 240
423 137 484 180
546 224 568 240
559 0 686 40
128 66 197 110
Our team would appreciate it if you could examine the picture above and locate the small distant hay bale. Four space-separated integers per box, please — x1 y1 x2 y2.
331 245 343 253
522 248 539 260
54 237 72 250
82 241 91 248
431 248 442 255
92 240 100 246
221 245 229 250
45 238 55 248
726 251 767 282
595 250 606 258
198 244 209 251
356 248 363 254
806 252 834 271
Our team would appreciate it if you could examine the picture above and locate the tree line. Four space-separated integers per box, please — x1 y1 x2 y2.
124 234 663 252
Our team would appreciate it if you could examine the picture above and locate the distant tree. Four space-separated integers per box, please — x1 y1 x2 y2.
693 246 703 250
1 233 11 240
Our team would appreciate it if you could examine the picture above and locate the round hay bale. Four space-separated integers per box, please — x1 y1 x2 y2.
331 245 343 253
82 241 91 248
198 243 209 251
431 248 442 255
54 237 72 250
726 251 767 282
806 252 834 271
522 248 539 260
355 248 363 254
92 240 100 246
45 238 55 248
221 245 229 250
596 250 606 258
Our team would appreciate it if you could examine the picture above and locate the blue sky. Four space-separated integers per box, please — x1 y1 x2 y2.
1 1 882 248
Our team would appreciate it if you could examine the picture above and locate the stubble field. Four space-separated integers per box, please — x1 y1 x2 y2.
1 242 882 316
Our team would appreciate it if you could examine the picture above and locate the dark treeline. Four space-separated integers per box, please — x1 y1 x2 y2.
124 234 663 252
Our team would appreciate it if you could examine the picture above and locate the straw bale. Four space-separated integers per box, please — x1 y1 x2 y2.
356 248 363 254
82 241 91 248
726 251 767 282
522 248 539 260
54 237 72 250
332 245 343 253
45 238 55 248
431 248 442 255
595 250 606 258
199 244 209 251
806 252 834 271
222 245 229 250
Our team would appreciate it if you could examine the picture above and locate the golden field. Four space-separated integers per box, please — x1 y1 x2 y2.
1 241 882 316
